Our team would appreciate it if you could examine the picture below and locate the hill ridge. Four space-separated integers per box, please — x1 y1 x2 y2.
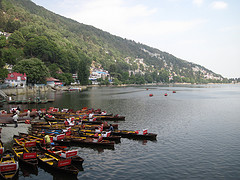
0 0 226 84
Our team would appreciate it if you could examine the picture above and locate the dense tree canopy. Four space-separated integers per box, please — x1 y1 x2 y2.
13 58 50 84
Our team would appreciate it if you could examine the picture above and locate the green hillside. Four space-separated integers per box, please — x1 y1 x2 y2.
0 0 227 84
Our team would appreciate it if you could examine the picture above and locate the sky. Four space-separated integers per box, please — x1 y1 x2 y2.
31 0 240 78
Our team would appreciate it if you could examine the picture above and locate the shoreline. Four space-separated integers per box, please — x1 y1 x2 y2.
1 85 88 96
87 82 238 88
1 83 238 97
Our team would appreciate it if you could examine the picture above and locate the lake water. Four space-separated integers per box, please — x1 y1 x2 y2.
3 84 240 179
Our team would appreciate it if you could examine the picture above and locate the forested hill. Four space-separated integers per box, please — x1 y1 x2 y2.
0 0 226 85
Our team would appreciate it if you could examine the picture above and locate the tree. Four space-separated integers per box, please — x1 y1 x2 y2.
113 78 121 85
144 73 153 83
140 64 144 71
109 64 117 74
48 63 60 77
0 35 7 48
1 47 24 65
24 36 58 63
13 58 50 84
5 19 21 33
8 30 26 48
135 74 145 84
159 70 169 83
78 58 90 85
172 76 182 83
0 68 8 81
55 73 74 85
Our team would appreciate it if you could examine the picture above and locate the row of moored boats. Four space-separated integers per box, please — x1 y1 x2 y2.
0 107 157 178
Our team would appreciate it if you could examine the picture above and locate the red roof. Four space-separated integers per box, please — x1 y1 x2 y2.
46 77 60 82
6 72 27 81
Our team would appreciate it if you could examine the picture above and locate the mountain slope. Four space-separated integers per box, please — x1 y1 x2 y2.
0 0 225 84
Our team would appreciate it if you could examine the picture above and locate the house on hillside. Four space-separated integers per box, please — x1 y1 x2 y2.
46 77 62 87
89 70 110 85
71 73 80 84
0 31 11 39
5 72 27 87
3 64 13 73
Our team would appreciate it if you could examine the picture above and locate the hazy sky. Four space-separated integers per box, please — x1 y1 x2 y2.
31 0 240 78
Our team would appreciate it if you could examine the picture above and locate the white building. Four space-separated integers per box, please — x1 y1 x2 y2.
5 72 27 87
89 70 110 84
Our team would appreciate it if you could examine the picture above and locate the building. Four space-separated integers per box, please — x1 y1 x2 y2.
5 72 27 87
3 64 13 73
89 70 110 84
46 77 62 87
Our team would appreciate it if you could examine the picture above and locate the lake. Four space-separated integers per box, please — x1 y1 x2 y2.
3 84 240 179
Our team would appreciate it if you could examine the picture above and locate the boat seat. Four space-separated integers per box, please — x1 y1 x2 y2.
1 160 15 163
1 170 17 175
2 155 14 158
42 158 55 162
37 155 45 158
53 151 62 154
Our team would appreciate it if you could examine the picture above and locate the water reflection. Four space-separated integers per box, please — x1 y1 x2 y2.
19 164 38 177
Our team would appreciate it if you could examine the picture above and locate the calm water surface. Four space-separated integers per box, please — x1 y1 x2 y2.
4 84 240 179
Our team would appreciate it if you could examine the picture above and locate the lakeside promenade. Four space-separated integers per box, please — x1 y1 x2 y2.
1 85 87 96
1 123 31 144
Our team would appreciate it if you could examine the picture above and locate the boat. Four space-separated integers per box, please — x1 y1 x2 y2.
44 115 103 125
95 114 125 121
11 143 38 171
72 130 121 143
62 135 115 149
40 99 48 104
37 150 79 176
21 100 28 104
27 129 115 149
37 144 84 168
14 100 22 104
47 99 55 102
0 149 19 180
6 100 15 104
44 115 66 122
68 87 81 91
31 127 121 143
15 133 80 175
34 120 118 131
111 130 157 140
0 141 4 155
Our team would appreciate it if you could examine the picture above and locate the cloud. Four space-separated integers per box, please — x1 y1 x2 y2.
193 0 203 6
211 1 228 9
219 26 240 32
61 0 207 41
133 19 207 36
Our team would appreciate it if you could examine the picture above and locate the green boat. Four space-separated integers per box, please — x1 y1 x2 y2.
15 100 22 104
7 100 16 104
21 100 28 104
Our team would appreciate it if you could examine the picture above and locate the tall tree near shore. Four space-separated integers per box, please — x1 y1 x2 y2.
77 55 90 85
0 69 8 80
13 58 50 84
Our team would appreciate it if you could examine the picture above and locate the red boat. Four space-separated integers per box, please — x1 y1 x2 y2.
0 149 19 180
